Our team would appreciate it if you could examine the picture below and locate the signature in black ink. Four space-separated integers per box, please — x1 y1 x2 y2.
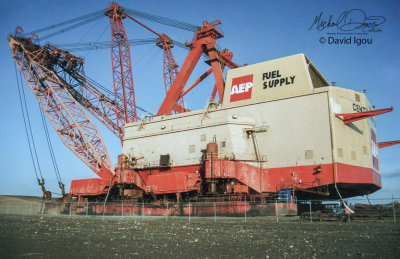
308 9 385 32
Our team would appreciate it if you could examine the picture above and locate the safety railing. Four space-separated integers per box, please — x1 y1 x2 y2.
0 197 398 223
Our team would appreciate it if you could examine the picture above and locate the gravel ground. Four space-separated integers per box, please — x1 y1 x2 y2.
0 215 399 258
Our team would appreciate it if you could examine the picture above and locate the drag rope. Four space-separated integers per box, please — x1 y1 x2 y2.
335 185 354 214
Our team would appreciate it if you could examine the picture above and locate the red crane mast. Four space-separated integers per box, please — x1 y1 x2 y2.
105 3 137 145
107 3 186 114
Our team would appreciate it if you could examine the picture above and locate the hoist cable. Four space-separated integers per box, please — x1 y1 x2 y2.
19 69 44 180
26 7 198 36
84 75 153 115
25 10 104 35
39 104 63 183
76 13 104 45
51 38 158 52
124 8 198 32
173 40 208 58
172 40 189 50
81 22 110 59
14 63 42 180
84 75 114 96
40 14 105 40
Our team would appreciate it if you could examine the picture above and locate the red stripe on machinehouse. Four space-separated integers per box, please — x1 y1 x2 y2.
207 160 381 193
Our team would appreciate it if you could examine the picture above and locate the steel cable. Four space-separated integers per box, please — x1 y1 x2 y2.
25 10 105 35
39 104 63 184
84 75 153 115
40 14 105 40
124 8 198 32
14 63 43 180
51 38 158 52
26 8 198 35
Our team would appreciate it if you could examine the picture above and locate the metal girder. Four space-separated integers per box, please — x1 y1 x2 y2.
378 140 400 148
122 6 188 114
157 21 227 115
335 107 393 124
45 45 124 139
181 68 213 98
9 34 114 180
156 35 187 113
219 49 239 69
105 3 137 145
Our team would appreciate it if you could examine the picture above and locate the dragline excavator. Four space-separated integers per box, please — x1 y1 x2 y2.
9 3 238 201
9 3 399 212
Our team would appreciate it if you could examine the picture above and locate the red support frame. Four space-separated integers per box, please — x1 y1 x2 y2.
157 21 230 115
157 35 187 113
335 107 393 124
378 140 400 148
123 7 188 114
181 68 213 98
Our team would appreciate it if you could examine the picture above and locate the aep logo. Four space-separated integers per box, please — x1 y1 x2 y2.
230 74 253 102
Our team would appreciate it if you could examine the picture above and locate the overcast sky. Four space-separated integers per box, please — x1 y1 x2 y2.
1 0 399 201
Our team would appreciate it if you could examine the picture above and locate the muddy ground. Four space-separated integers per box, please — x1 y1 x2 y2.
0 215 399 258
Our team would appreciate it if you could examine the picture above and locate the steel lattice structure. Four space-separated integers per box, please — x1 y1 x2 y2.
105 3 137 145
45 45 124 138
9 32 114 180
157 35 186 113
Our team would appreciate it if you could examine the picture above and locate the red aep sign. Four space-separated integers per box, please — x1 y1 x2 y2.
230 74 253 102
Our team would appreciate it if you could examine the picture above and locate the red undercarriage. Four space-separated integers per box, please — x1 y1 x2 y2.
70 159 381 200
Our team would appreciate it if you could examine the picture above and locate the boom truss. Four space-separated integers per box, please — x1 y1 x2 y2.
9 29 114 180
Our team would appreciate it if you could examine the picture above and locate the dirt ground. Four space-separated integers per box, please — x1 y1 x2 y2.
0 215 399 258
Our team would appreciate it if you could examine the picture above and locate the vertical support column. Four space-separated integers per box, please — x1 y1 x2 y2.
309 200 312 222
214 202 216 222
122 200 124 218
102 202 105 220
244 198 247 223
206 42 225 101
105 3 137 145
157 42 203 115
142 200 144 220
166 202 168 221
